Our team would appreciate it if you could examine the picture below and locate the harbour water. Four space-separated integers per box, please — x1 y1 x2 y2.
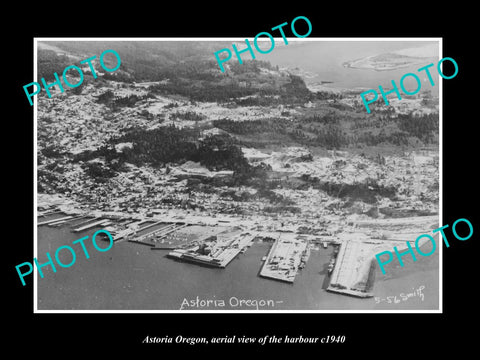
37 224 439 311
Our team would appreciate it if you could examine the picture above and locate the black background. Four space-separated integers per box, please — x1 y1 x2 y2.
6 4 477 355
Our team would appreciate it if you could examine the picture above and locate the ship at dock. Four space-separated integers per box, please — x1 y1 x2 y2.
167 230 257 268
327 258 335 274
299 245 311 270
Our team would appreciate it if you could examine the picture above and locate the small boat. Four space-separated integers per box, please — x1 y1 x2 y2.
261 256 267 261
328 259 335 274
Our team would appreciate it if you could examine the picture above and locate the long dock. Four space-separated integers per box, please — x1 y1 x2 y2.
97 226 135 243
326 241 374 298
47 214 88 227
38 215 74 226
72 219 109 232
71 216 99 227
38 208 62 217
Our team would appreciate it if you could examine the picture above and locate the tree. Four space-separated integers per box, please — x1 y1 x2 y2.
196 134 249 171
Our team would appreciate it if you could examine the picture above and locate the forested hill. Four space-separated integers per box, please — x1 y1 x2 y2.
38 41 256 81
38 41 314 105
40 41 232 71
37 41 439 152
38 41 232 81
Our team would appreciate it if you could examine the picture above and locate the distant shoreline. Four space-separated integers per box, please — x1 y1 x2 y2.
342 53 437 72
342 62 414 72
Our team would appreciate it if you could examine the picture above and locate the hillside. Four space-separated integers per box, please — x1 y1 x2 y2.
36 41 439 221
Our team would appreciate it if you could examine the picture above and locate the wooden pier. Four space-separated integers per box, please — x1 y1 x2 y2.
72 219 110 232
38 215 74 226
259 233 307 283
326 241 374 298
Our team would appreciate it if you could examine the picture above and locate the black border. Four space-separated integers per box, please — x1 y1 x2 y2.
8 5 477 354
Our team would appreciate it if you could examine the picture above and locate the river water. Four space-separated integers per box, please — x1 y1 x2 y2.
37 223 439 311
255 40 441 91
